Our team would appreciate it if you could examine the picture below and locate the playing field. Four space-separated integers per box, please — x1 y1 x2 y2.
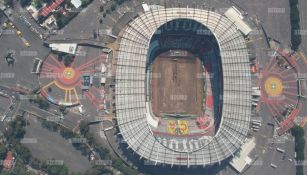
151 50 203 118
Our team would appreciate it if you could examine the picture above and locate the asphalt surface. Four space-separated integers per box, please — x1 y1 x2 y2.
49 0 103 40
19 100 83 131
298 0 307 52
234 0 291 45
0 95 11 116
23 115 91 173
0 14 50 89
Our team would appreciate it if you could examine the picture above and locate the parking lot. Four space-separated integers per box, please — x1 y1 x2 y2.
0 15 50 89
23 114 91 173
216 104 296 175
234 0 291 45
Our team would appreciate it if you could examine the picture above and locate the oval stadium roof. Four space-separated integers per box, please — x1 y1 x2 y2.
115 7 252 167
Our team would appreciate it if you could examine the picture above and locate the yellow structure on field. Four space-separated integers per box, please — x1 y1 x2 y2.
178 120 189 135
167 120 177 134
167 120 189 135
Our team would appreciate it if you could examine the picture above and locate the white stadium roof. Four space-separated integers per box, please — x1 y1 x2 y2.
115 7 252 166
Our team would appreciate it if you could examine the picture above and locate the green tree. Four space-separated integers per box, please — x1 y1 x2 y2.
111 4 116 11
290 0 298 7
4 0 13 6
292 125 304 138
0 144 7 159
297 165 304 175
291 126 305 175
289 0 301 51
113 159 138 175
15 143 32 164
33 0 42 9
95 146 110 160
44 164 69 175
84 165 109 175
5 116 26 142
63 54 74 67
29 157 42 170
79 120 89 136
38 97 50 109
42 120 59 132
9 160 34 175
99 5 104 12
59 105 67 114
43 0 52 4
20 0 31 7
59 128 74 139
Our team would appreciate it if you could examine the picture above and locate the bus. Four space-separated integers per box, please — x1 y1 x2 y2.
252 122 262 126
270 163 277 168
252 119 261 123
276 148 285 153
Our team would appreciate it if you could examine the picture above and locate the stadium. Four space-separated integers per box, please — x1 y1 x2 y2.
115 7 252 167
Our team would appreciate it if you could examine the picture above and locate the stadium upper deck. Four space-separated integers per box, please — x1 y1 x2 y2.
115 7 252 166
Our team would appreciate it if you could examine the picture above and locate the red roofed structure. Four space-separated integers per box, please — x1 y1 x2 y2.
39 0 65 17
3 151 14 170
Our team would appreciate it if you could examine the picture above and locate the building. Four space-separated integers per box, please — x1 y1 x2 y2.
39 0 65 17
230 138 256 173
71 0 82 8
41 15 57 30
31 58 42 74
115 6 252 167
224 6 252 36
27 5 40 20
49 43 78 55
81 74 90 90
3 151 14 170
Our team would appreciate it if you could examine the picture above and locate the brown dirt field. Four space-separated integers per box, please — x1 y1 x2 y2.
151 51 203 117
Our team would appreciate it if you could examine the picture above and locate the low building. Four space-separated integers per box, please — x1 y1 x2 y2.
41 15 57 30
49 43 78 55
230 138 256 173
39 0 65 17
71 0 82 8
224 6 252 36
3 151 14 170
81 74 90 90
27 5 40 21
31 58 42 74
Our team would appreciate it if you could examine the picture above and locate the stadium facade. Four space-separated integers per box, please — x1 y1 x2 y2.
115 7 252 167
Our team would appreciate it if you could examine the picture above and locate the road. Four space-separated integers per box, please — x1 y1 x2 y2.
0 84 82 131
19 101 83 131
298 0 307 53
0 12 50 89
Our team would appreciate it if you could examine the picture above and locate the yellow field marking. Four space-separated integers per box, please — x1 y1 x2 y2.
65 90 68 102
73 88 79 103
167 120 177 134
264 76 283 97
178 120 189 135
